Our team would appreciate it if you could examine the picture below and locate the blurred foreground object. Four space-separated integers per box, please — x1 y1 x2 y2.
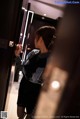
34 5 80 119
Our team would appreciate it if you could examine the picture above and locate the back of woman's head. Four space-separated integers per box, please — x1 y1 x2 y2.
36 26 56 50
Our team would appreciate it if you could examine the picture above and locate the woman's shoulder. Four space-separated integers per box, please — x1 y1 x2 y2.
24 49 40 65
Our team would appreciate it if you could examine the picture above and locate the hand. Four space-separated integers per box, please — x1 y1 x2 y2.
15 44 22 57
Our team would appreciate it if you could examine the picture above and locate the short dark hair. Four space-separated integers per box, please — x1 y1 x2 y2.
35 26 56 50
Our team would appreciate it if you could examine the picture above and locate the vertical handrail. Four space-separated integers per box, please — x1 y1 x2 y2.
21 10 34 64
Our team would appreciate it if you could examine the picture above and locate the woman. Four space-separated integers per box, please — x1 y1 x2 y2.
16 26 56 119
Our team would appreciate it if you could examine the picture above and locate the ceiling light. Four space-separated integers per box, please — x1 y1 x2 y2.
43 14 46 16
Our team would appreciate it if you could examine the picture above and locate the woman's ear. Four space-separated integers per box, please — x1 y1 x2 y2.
39 37 43 44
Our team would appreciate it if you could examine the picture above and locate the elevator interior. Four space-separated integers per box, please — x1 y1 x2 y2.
0 0 64 113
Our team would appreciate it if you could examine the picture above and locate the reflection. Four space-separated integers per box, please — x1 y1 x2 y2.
51 80 61 91
4 0 64 119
